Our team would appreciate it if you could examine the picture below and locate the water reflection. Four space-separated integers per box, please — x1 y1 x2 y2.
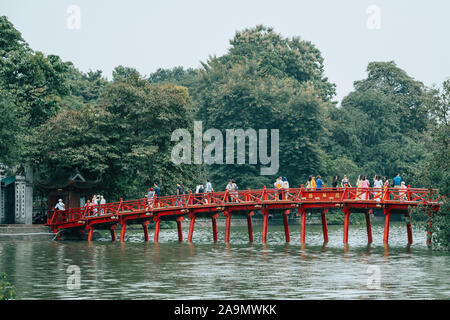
0 222 449 299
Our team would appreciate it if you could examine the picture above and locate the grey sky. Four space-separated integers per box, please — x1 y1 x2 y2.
1 0 449 103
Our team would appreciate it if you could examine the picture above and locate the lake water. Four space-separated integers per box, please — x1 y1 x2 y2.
1 221 449 299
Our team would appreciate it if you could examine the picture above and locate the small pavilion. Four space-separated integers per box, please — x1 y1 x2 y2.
36 168 101 212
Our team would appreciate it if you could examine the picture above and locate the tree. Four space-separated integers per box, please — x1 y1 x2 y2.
192 26 335 188
0 89 23 165
0 16 70 131
31 71 199 200
148 66 197 87
328 62 431 183
0 272 16 300
416 79 450 250
63 65 107 108
354 61 429 133
100 72 199 197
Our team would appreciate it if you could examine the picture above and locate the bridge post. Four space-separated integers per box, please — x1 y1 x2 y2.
343 207 351 244
283 209 290 243
427 210 433 246
262 207 269 243
365 210 373 244
405 211 413 244
176 216 183 242
299 208 306 244
383 208 391 244
321 209 328 243
120 222 127 242
187 214 196 242
211 214 218 242
142 220 149 241
247 211 254 243
110 225 117 242
153 219 160 242
224 210 232 243
87 225 94 242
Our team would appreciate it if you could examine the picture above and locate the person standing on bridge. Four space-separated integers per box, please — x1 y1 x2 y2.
205 179 213 204
274 177 282 199
282 177 289 199
355 175 362 199
400 181 408 200
176 183 184 206
92 195 99 216
54 199 65 211
361 176 370 200
373 175 383 201
316 175 324 190
147 188 155 208
226 180 233 202
383 176 390 200
305 176 312 189
393 173 402 188
195 184 204 204
99 195 106 214
231 179 239 202
153 183 161 208
332 176 339 190
311 176 316 190
205 179 213 193
341 175 351 188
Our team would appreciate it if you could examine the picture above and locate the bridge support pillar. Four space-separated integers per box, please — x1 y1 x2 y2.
427 210 433 246
299 208 306 244
405 212 413 244
321 209 328 243
283 209 290 243
224 210 232 243
142 220 149 242
262 208 269 243
247 211 254 243
383 208 391 244
153 219 160 242
87 225 94 242
211 214 218 242
120 222 127 242
110 225 117 242
187 215 195 242
343 208 351 244
366 210 373 244
176 216 183 242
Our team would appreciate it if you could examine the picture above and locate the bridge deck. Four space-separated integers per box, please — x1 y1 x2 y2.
46 187 443 244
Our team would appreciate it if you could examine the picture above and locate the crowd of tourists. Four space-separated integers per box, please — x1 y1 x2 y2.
54 194 107 215
54 173 408 211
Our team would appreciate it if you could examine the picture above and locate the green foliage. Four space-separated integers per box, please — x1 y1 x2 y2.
0 272 16 300
413 79 450 250
148 66 197 88
327 61 431 184
192 25 335 188
0 88 23 165
63 65 107 108
31 72 199 200
325 211 366 225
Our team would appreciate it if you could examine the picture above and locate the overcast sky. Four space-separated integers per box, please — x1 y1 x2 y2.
2 0 449 103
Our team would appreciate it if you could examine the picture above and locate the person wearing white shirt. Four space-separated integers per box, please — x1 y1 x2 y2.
54 199 65 211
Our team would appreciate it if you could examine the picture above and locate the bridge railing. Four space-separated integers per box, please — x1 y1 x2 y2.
46 187 442 227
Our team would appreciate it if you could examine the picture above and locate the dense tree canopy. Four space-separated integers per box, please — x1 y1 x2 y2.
190 26 334 188
327 61 431 184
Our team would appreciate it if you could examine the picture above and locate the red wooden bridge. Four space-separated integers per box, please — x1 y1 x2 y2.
46 186 443 245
